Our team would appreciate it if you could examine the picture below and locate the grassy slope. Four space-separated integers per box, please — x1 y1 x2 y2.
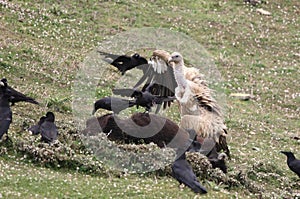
0 0 299 198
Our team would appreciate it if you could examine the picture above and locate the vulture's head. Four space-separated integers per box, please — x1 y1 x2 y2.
168 52 184 66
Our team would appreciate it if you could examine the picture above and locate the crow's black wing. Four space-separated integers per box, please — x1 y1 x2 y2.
6 85 39 105
97 51 122 62
40 121 58 143
28 116 46 135
28 124 40 135
98 51 148 75
0 120 11 139
289 159 300 177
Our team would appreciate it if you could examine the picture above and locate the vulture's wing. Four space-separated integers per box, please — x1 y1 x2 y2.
99 50 177 111
136 50 177 110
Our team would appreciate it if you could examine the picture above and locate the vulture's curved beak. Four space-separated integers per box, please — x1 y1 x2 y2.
168 57 175 65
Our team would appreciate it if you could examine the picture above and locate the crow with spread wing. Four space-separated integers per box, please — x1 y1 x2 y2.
98 51 148 75
0 78 39 140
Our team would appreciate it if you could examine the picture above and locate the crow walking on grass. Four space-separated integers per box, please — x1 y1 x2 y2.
171 151 207 194
281 151 300 178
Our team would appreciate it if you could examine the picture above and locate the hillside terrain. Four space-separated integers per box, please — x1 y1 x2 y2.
0 0 299 198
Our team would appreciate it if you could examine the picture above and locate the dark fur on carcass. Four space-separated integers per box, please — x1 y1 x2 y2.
83 113 192 150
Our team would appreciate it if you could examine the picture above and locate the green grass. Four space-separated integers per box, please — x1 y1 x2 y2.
1 0 300 198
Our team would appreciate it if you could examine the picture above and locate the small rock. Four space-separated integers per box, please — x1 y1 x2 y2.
252 147 260 151
256 8 271 15
229 93 254 101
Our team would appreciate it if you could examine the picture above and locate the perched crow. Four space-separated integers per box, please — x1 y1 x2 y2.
0 80 12 140
40 112 58 143
92 96 136 114
113 84 175 113
1 78 39 105
28 116 46 135
98 51 148 75
281 151 300 178
171 151 208 194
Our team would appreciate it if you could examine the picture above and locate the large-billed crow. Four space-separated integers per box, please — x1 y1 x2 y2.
0 78 39 141
40 112 58 143
171 151 208 194
0 80 12 140
281 151 300 178
98 51 148 75
92 96 136 114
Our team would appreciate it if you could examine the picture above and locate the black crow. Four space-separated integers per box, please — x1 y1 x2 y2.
209 153 228 174
92 96 136 114
1 78 39 105
40 112 58 143
0 80 12 140
28 116 46 135
113 84 175 113
281 151 300 178
171 151 208 194
98 51 148 75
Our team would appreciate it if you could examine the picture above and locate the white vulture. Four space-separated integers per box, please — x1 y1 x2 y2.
168 52 229 157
